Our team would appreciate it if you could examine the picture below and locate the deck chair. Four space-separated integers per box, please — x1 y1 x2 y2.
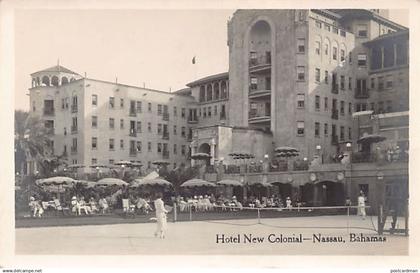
54 199 70 216
122 199 135 218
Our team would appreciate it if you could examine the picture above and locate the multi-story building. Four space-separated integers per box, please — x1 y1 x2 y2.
29 65 196 172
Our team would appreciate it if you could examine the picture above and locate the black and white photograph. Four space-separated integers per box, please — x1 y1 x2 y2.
1 1 419 271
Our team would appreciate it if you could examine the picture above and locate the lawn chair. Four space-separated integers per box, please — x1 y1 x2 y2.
54 199 71 216
122 199 135 218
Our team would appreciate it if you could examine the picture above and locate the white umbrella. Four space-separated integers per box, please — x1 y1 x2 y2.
135 177 173 187
181 179 216 188
96 178 128 187
217 179 243 187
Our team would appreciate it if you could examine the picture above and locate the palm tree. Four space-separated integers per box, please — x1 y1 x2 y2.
14 110 54 176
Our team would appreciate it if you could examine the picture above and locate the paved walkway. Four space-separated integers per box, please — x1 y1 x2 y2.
15 215 408 255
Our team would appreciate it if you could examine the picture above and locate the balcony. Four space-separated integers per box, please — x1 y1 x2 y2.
129 109 137 117
129 149 137 157
249 56 271 74
331 109 339 120
248 109 271 124
129 129 137 137
249 88 271 100
331 84 339 94
71 104 78 113
43 108 55 116
355 91 369 99
162 150 169 159
71 126 78 134
162 132 169 140
162 112 169 121
188 116 198 124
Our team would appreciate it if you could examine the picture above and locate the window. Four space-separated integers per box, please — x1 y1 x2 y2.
157 104 162 115
340 126 345 141
147 122 152 132
120 139 124 150
181 145 186 156
250 77 258 90
386 75 393 89
136 141 142 153
348 77 352 90
136 121 142 133
340 101 345 115
340 30 346 37
214 105 218 116
181 108 186 118
396 42 408 65
136 101 142 113
148 103 152 112
120 98 124 108
109 139 115 150
157 123 162 135
324 44 329 56
92 94 98 106
173 106 177 117
315 41 321 55
357 54 367 66
92 116 97 128
91 158 97 165
181 127 186 137
332 27 338 34
357 24 368 37
148 142 152 152
332 47 337 60
297 94 305 108
173 125 177 135
386 100 393 112
173 144 177 155
157 143 162 153
348 103 352 114
297 38 305 53
340 75 345 90
348 128 352 140
370 103 375 112
324 24 331 31
297 121 305 136
315 96 320 110
298 10 305 21
340 49 345 62
92 137 97 150
297 66 305 81
203 107 207 118
72 138 77 153
324 123 328 136
349 52 352 64
120 119 124 129
324 97 328 111
315 68 320 82
208 107 212 117
378 77 384 90
315 122 320 137
109 118 115 129
315 20 322 28
370 78 375 89
109 97 115 108
324 70 328 83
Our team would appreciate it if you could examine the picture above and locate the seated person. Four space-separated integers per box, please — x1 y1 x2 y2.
231 196 243 210
89 197 99 214
78 196 92 215
29 196 44 217
71 196 80 215
136 197 153 214
197 195 206 212
203 195 213 211
286 197 292 209
98 197 109 214
254 198 263 208
177 196 187 212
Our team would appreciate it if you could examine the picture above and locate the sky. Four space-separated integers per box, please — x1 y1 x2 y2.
14 9 408 111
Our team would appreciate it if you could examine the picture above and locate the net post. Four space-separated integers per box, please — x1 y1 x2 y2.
173 203 177 223
378 205 383 235
257 208 261 224
189 205 192 222
346 205 350 234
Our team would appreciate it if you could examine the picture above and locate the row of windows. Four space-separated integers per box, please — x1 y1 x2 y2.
87 158 179 170
297 95 352 116
314 68 354 90
198 81 229 103
198 105 227 119
369 73 404 91
314 20 347 37
355 100 405 114
297 121 352 141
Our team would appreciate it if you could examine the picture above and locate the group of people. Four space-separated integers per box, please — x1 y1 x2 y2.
70 196 110 215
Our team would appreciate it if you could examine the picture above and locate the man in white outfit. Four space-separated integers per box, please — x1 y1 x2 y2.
358 191 366 220
154 193 168 239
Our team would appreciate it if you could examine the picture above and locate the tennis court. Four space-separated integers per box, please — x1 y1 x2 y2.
15 214 408 255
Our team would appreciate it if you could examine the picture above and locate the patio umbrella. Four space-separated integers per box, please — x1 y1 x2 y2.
114 160 133 167
36 176 75 186
96 178 128 187
135 177 173 187
152 160 171 166
75 180 97 188
190 153 212 160
181 179 216 188
67 164 85 169
356 134 386 145
217 179 243 187
130 162 143 167
90 163 113 168
247 180 273 187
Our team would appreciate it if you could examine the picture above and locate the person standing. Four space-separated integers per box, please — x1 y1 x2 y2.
154 192 168 239
358 191 366 220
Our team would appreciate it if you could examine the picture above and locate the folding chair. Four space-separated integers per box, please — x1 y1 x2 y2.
122 199 135 218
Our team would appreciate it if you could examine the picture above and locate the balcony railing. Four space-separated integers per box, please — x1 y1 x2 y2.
71 126 78 134
129 149 137 157
355 91 369 99
188 117 198 124
43 108 55 116
162 150 169 159
331 84 339 94
331 109 339 120
129 109 137 117
71 104 78 113
162 132 169 140
163 112 169 121
129 129 137 137
269 161 288 172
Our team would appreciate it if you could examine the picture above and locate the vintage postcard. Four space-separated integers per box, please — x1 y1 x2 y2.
0 0 419 271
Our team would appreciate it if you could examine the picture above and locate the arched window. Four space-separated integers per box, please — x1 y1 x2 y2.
51 76 59 86
221 81 227 99
32 78 36 88
206 84 213 101
340 43 347 63
61 77 69 85
42 76 50 86
324 38 331 61
36 77 40 86
249 20 271 66
199 86 205 102
214 82 220 100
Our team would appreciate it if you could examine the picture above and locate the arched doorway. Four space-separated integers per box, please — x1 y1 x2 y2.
198 143 211 165
314 181 345 206
51 76 59 86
